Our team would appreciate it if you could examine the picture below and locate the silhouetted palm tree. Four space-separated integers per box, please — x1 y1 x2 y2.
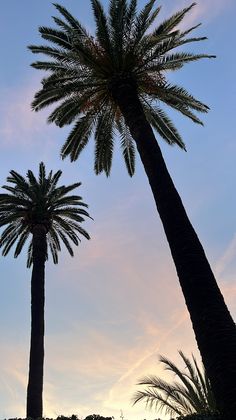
28 1 236 417
133 351 218 418
0 162 91 418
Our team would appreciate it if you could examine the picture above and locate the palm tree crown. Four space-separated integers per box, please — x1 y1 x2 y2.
0 162 90 266
29 0 215 176
133 351 218 418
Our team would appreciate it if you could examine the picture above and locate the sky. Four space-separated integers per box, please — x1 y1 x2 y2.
0 0 236 419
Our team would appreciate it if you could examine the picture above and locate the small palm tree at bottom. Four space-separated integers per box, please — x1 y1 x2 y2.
0 162 91 419
132 351 219 419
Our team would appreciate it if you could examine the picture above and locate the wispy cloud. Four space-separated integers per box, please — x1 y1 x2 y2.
0 344 27 418
101 310 196 420
215 233 236 279
165 0 234 29
212 233 236 316
0 77 57 150
41 308 194 419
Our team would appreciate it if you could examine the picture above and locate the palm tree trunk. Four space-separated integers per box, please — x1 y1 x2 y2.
113 82 236 419
26 225 47 419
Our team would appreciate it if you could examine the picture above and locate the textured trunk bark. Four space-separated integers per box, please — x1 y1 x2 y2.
113 82 236 420
26 225 46 419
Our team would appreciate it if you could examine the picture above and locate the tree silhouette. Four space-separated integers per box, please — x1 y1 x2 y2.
28 2 236 417
0 162 91 418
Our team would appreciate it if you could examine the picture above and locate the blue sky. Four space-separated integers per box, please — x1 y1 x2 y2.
0 1 236 419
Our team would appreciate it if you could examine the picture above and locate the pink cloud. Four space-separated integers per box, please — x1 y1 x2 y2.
0 78 57 150
0 344 27 418
42 317 195 419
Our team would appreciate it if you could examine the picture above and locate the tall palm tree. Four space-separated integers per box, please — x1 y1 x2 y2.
133 351 218 418
28 1 236 418
0 162 91 419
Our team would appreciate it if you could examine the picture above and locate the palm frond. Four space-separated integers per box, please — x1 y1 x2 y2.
30 60 69 72
152 3 196 37
53 3 89 36
109 0 128 64
133 352 218 417
14 230 30 258
117 119 135 176
52 15 72 33
1 228 22 257
94 106 114 176
0 211 25 227
0 222 22 246
27 169 38 186
124 0 137 39
27 241 33 268
179 351 205 402
57 229 75 254
47 89 102 127
157 52 215 72
141 100 185 149
153 83 209 114
132 0 157 45
7 170 28 188
38 26 72 49
133 389 183 417
29 44 69 60
48 235 59 264
91 0 112 54
54 183 82 199
61 112 96 161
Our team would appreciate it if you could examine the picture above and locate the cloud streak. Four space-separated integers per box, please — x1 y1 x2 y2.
0 77 57 151
215 233 236 279
166 0 234 29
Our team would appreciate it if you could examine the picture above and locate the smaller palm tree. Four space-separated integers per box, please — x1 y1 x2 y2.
132 351 218 418
0 162 91 419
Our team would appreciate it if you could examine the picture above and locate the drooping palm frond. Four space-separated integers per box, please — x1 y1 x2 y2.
0 162 91 266
132 351 218 418
29 0 215 176
152 3 196 37
116 118 135 176
140 99 186 149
